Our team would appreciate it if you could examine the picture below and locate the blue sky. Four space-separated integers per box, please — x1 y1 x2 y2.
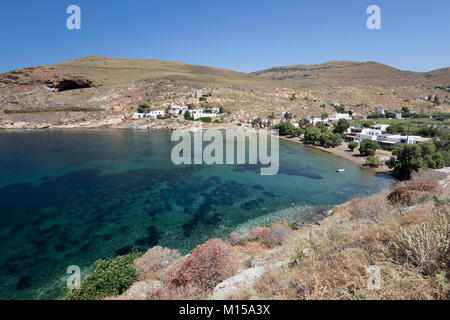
0 0 449 74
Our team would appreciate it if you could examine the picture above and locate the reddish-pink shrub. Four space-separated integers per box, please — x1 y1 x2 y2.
261 222 292 247
168 239 238 291
245 227 268 242
228 231 244 246
388 178 443 205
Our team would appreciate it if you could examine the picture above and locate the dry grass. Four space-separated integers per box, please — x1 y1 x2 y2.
232 175 449 300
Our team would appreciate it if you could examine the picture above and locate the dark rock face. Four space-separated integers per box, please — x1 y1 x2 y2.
45 77 93 92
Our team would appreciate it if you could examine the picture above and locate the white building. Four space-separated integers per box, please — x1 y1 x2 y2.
146 110 165 119
329 113 352 121
376 134 430 146
132 113 145 120
190 109 217 120
306 116 328 125
192 90 203 98
170 105 189 115
375 108 385 115
372 123 390 132
358 129 383 142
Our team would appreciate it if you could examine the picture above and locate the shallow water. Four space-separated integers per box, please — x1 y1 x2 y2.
0 129 393 299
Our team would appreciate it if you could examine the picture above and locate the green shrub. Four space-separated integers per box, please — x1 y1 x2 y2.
184 110 193 120
272 122 297 136
200 117 212 123
137 103 150 113
348 142 358 152
365 156 382 168
64 251 141 300
359 140 378 157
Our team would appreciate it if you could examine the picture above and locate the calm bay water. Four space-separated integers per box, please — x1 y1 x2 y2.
0 129 393 299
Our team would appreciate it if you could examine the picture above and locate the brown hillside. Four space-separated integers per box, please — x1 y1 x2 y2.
252 61 450 87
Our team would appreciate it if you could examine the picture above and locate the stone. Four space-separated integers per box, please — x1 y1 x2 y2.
121 280 162 300
211 266 266 300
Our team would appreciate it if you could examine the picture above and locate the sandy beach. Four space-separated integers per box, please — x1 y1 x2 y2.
278 135 392 174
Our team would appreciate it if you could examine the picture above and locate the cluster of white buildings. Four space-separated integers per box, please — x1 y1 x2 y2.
132 105 221 121
132 110 165 120
306 113 353 125
169 105 220 119
189 108 220 120
345 123 431 146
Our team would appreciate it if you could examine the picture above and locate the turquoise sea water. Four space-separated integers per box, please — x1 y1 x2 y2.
0 129 393 299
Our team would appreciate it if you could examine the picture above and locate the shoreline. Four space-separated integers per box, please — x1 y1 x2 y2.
278 135 393 174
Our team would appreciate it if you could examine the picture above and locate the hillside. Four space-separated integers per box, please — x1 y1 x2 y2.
0 57 449 130
252 61 450 87
0 56 280 87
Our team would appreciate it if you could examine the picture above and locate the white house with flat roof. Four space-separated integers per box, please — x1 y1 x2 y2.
190 109 217 120
358 129 383 142
132 113 145 120
170 105 189 115
146 110 165 119
329 113 352 121
306 116 328 125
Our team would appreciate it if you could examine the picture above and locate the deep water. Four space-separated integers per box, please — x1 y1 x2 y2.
0 129 393 299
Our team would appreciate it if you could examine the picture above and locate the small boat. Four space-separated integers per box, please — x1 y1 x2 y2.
337 169 345 172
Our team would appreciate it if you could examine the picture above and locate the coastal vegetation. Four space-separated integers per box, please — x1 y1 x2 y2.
64 251 141 300
137 103 151 114
365 156 382 168
359 140 378 157
387 141 445 179
348 141 359 152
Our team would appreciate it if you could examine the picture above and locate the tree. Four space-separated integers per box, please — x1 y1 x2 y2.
320 131 342 147
359 140 378 157
348 142 359 152
219 106 225 114
386 144 423 179
304 126 322 143
138 103 150 114
321 113 329 120
365 156 382 168
298 118 308 129
184 110 193 120
335 106 345 113
333 118 350 134
386 141 444 179
273 122 297 136
401 106 410 114
386 112 397 119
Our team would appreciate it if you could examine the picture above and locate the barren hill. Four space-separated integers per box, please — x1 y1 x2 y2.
0 56 280 88
252 61 450 87
0 57 449 129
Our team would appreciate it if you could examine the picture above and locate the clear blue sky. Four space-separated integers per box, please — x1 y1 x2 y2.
0 0 449 74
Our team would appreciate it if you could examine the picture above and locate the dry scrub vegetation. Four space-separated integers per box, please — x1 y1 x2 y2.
112 171 449 300
231 171 450 300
